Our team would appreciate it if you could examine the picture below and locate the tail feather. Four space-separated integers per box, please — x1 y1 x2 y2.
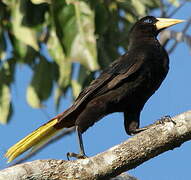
31 125 63 153
5 119 59 163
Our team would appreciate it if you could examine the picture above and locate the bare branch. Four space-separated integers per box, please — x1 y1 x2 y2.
168 0 187 17
168 16 191 54
160 30 191 52
1 110 191 180
160 0 167 17
159 17 191 53
159 0 187 18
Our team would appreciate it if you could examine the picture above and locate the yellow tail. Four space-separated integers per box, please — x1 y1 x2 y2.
5 119 60 163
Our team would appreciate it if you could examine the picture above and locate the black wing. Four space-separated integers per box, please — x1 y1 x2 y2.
57 52 145 120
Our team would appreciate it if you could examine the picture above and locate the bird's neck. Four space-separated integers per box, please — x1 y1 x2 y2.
128 35 159 50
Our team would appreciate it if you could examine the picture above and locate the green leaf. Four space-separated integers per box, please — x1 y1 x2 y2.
1 0 12 6
0 29 6 60
24 46 38 65
47 29 66 65
0 3 7 60
12 39 28 60
70 1 99 71
53 57 71 108
49 1 99 106
71 65 95 100
21 0 49 26
77 65 90 86
47 28 72 107
11 1 39 50
54 57 71 108
142 0 160 9
54 87 63 110
167 0 180 7
0 84 11 124
26 85 42 108
131 0 146 16
26 56 54 108
0 59 15 124
31 0 50 4
94 3 109 35
52 1 99 71
0 58 16 85
71 79 81 99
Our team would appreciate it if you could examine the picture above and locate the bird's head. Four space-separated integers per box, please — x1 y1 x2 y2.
130 16 184 38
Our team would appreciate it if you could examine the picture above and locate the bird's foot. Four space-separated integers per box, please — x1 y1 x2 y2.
156 115 176 125
130 127 148 135
129 116 175 136
67 152 88 160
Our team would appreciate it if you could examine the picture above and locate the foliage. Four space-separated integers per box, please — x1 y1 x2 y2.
0 0 187 124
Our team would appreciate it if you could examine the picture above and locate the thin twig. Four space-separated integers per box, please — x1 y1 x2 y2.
167 31 191 48
40 108 51 119
168 0 187 17
168 16 191 54
160 0 167 17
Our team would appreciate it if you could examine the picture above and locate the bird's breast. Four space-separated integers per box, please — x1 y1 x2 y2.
121 51 169 109
140 51 169 97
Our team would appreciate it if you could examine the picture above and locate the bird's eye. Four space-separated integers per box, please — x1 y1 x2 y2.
143 19 153 24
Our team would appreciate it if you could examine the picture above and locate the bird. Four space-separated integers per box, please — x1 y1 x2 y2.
5 16 184 162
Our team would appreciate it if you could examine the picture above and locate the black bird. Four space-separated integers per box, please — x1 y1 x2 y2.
5 16 184 162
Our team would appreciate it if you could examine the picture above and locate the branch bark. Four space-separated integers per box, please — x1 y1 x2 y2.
1 110 191 180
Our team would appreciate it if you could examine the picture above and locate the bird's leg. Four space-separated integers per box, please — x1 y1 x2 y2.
67 98 107 160
124 111 148 135
76 125 87 157
67 126 87 160
130 127 148 134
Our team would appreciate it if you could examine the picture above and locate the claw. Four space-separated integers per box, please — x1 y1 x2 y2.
157 115 176 125
67 152 88 160
130 127 148 135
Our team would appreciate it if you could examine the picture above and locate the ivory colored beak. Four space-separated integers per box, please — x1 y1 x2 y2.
156 18 185 30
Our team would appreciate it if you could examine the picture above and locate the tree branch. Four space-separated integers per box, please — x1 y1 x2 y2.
168 0 187 17
160 30 191 53
160 17 191 54
1 110 191 180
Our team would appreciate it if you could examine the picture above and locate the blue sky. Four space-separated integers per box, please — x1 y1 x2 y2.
1 4 191 180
